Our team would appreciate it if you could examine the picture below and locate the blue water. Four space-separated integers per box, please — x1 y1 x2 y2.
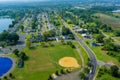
0 57 13 77
112 10 120 12
0 18 13 33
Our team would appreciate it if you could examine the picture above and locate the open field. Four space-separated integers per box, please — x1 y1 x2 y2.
96 73 120 80
73 41 89 66
84 39 120 66
8 44 81 80
94 13 120 30
113 13 120 18
114 37 120 41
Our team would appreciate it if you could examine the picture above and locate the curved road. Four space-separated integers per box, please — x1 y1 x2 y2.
74 35 97 80
62 19 97 80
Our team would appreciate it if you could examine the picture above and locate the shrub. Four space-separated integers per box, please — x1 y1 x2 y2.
13 49 19 57
55 70 61 76
61 69 67 74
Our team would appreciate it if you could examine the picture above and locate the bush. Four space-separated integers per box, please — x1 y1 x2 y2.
41 42 48 47
79 72 85 79
71 44 76 48
13 49 19 57
55 70 61 76
61 69 67 74
48 75 53 80
19 52 28 61
110 65 119 77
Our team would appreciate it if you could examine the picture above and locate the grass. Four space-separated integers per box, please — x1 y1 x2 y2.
73 41 89 66
96 73 120 80
86 40 120 66
94 13 120 30
104 32 114 37
114 37 120 41
113 13 120 18
8 44 82 80
77 34 120 66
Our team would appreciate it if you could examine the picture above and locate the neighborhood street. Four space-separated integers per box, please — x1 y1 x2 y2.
62 19 97 80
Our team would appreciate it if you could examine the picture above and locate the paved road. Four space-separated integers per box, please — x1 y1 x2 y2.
74 35 97 80
62 20 97 80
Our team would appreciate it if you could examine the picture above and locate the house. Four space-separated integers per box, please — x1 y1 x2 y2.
48 37 56 41
30 34 35 42
75 28 88 33
91 42 104 46
81 33 91 39
37 32 42 42
38 25 40 30
62 35 71 39
91 42 97 46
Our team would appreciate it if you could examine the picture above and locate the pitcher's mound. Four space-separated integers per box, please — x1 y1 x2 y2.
59 57 80 68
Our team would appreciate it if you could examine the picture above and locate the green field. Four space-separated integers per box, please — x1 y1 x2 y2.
94 13 120 30
96 73 120 80
73 41 89 66
82 38 120 66
114 37 120 41
9 44 81 80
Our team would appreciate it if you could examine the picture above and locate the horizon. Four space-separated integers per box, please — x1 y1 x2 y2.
0 0 50 2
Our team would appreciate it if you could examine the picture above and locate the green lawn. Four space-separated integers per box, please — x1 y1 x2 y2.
78 35 120 66
114 37 120 41
94 13 120 30
96 73 120 80
78 43 89 66
9 44 82 80
73 41 89 66
87 41 120 66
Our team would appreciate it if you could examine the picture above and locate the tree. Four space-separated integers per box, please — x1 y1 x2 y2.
96 34 104 43
26 39 31 48
3 76 7 80
9 73 13 78
19 25 24 32
62 26 71 35
19 52 27 60
84 67 90 74
0 31 19 45
114 31 120 36
13 49 19 57
110 65 119 77
79 72 85 79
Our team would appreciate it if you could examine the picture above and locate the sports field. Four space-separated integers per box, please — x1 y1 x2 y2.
10 44 81 80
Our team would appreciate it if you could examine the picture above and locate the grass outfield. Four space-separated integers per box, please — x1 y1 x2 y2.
94 13 120 30
9 44 81 80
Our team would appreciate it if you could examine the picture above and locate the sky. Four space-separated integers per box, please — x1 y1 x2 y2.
0 0 48 2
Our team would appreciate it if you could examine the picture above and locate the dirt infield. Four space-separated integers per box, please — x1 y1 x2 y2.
59 57 80 68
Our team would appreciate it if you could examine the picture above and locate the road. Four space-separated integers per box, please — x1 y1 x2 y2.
74 35 97 80
101 31 120 45
62 19 97 80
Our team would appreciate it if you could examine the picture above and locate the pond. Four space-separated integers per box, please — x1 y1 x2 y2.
0 57 13 77
112 10 120 12
0 17 13 33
